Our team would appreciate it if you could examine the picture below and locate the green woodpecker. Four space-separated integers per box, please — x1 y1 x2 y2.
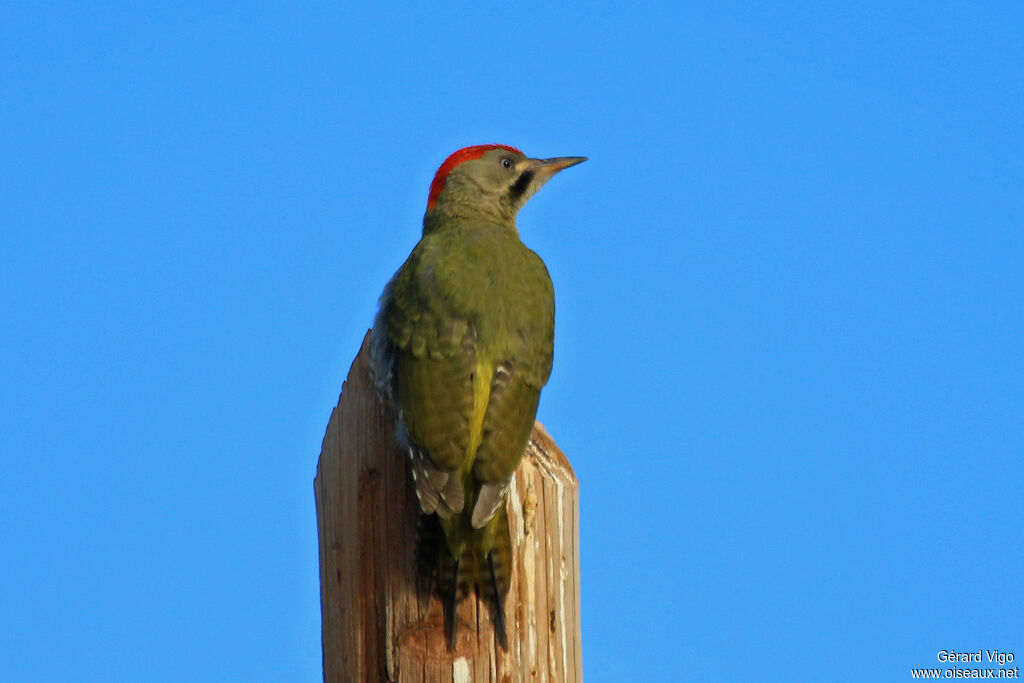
370 144 586 649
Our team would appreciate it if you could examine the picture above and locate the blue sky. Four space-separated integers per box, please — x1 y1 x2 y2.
2 2 1021 681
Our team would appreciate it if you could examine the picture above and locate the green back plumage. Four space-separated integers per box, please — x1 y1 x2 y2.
387 221 553 481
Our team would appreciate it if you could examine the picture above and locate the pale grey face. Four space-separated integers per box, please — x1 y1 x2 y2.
449 148 587 215
449 148 530 208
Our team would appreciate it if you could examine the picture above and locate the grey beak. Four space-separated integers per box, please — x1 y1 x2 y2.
526 156 588 175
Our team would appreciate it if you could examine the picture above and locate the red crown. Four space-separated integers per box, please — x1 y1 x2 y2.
427 144 523 209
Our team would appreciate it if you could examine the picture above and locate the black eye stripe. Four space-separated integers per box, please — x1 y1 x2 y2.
509 170 534 200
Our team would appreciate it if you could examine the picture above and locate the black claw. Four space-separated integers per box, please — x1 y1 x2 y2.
488 551 508 650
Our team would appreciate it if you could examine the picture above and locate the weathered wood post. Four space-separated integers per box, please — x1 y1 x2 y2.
314 333 582 682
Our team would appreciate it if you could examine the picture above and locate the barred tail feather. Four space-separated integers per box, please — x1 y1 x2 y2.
482 509 512 649
419 508 513 651
444 557 460 650
487 552 508 648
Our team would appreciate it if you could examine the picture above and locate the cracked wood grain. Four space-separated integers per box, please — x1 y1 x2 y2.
315 332 581 682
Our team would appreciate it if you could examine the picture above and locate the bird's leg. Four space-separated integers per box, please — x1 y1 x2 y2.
416 514 440 612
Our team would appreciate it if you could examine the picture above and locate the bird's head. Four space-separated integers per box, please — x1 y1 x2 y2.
423 144 586 232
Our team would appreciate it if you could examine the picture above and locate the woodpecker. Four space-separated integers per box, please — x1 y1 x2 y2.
369 144 586 649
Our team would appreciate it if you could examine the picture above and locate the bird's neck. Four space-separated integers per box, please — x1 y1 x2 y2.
422 202 518 237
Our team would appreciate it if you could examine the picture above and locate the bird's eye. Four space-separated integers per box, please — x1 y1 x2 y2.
501 158 513 170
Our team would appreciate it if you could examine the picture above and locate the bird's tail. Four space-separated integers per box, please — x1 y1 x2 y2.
420 509 512 650
480 509 512 650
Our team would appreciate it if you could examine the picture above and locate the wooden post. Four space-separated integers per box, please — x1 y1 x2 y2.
314 332 582 682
